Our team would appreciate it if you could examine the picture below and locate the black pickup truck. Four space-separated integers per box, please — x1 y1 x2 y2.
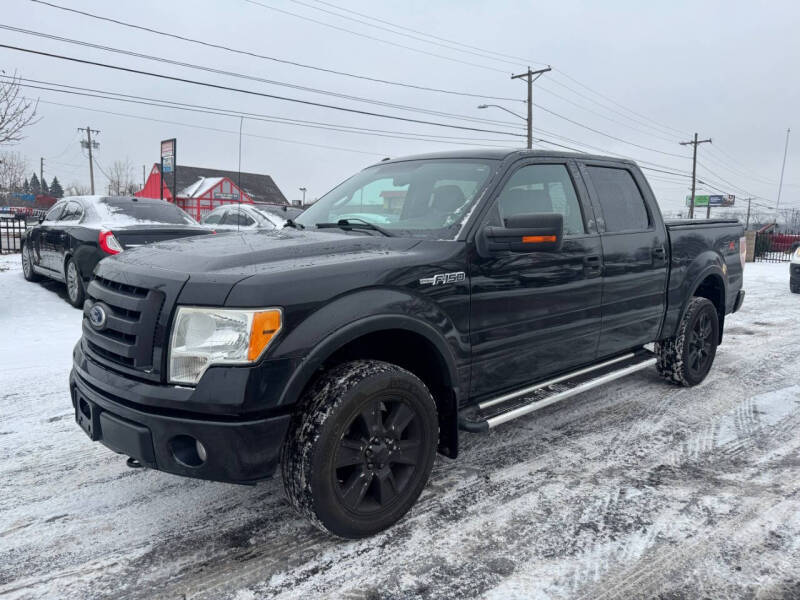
70 150 745 538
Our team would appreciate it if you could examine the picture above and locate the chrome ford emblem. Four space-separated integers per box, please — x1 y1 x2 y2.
88 304 108 330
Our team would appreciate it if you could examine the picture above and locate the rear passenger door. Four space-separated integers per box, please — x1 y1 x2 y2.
469 160 603 398
580 162 668 358
37 201 65 271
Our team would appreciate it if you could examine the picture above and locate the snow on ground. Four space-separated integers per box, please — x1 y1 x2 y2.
1 252 799 599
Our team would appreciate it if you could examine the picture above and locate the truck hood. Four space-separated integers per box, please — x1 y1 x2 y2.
112 228 420 276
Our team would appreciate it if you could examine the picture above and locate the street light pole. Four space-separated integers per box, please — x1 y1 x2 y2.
299 187 307 206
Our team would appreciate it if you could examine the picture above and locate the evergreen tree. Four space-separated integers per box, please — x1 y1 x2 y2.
41 176 49 195
29 172 40 194
22 177 29 193
49 176 64 198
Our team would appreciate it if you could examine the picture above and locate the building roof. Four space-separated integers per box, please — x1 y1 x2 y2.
178 177 225 198
156 164 287 204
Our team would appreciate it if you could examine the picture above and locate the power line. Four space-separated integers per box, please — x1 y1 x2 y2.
306 0 544 67
0 43 527 138
0 24 524 130
4 75 523 145
295 0 690 139
242 0 508 74
29 0 523 103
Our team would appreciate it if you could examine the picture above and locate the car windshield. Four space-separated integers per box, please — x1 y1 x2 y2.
84 197 198 226
295 159 497 239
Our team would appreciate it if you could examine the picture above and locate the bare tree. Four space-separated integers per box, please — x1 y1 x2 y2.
0 151 28 192
106 158 137 195
63 181 91 196
0 72 39 145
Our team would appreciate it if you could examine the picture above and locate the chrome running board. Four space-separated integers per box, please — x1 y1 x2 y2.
459 349 657 432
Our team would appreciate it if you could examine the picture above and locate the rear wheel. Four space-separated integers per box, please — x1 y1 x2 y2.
655 296 719 386
281 360 438 538
65 258 85 308
791 281 800 294
21 243 40 282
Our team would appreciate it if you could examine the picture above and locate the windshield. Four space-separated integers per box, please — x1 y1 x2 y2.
295 159 497 239
84 198 198 226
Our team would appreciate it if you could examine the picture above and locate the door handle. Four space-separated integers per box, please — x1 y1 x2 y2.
652 247 667 261
583 254 602 277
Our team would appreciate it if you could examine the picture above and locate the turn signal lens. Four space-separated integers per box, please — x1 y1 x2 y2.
248 310 282 360
98 229 123 254
522 235 557 244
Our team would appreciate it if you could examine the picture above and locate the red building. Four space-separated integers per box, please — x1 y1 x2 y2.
136 163 287 220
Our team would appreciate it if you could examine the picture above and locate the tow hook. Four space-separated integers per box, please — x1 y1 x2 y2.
126 457 143 469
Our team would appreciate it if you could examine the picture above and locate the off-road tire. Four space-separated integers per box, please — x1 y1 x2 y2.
21 243 40 282
655 296 719 387
65 257 85 309
281 360 438 539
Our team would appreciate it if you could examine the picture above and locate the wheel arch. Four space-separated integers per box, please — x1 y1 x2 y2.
686 268 727 343
277 313 462 458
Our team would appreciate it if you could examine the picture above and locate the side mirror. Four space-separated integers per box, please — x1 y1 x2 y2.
38 217 44 224
478 213 564 257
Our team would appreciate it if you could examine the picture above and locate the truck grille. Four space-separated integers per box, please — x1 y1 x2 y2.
82 275 166 379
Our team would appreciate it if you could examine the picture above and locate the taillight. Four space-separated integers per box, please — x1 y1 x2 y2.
99 229 123 255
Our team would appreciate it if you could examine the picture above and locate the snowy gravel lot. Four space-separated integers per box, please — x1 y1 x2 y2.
1 252 799 599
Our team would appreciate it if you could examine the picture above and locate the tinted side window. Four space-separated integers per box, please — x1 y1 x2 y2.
203 211 222 225
587 166 650 232
44 203 64 222
59 201 82 222
490 164 585 235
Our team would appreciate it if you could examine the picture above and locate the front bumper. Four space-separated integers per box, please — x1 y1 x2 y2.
70 350 292 484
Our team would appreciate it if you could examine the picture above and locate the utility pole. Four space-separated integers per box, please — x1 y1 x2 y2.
78 126 100 194
775 128 791 223
679 132 712 219
142 165 146 188
511 66 551 150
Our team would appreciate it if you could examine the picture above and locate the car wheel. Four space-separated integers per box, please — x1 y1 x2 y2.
281 360 439 539
22 244 40 282
791 282 800 294
655 296 719 387
65 258 85 308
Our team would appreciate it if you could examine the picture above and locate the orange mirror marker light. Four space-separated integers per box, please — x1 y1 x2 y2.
522 235 557 244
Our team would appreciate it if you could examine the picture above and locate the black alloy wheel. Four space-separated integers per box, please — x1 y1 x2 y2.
687 309 714 378
333 396 425 515
282 360 438 538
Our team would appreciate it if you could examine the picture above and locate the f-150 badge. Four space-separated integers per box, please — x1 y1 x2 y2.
419 272 466 286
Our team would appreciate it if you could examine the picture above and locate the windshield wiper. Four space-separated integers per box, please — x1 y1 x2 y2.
315 218 394 237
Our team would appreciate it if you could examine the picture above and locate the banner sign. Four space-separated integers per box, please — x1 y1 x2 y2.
685 194 735 207
160 138 177 201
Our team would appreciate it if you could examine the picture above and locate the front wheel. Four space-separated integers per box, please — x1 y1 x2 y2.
655 296 719 386
281 360 438 538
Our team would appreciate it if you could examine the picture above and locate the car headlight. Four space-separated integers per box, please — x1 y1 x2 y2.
168 307 282 385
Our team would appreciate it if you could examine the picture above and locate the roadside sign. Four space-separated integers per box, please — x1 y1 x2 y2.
160 139 175 158
685 194 735 207
160 138 177 201
162 156 174 173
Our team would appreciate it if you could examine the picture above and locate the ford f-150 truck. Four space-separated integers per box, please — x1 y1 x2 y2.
70 149 745 538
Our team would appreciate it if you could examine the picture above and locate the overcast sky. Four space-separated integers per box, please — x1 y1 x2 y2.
2 0 798 216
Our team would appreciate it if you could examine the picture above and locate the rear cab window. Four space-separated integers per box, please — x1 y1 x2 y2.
585 166 651 233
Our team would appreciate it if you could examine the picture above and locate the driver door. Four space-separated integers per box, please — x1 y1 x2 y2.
468 160 603 399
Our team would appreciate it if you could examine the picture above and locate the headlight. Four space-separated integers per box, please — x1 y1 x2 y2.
168 307 282 385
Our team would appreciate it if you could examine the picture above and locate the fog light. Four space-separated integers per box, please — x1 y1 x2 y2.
169 435 206 467
195 439 207 463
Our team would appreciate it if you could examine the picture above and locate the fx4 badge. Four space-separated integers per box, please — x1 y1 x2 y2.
419 272 466 286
